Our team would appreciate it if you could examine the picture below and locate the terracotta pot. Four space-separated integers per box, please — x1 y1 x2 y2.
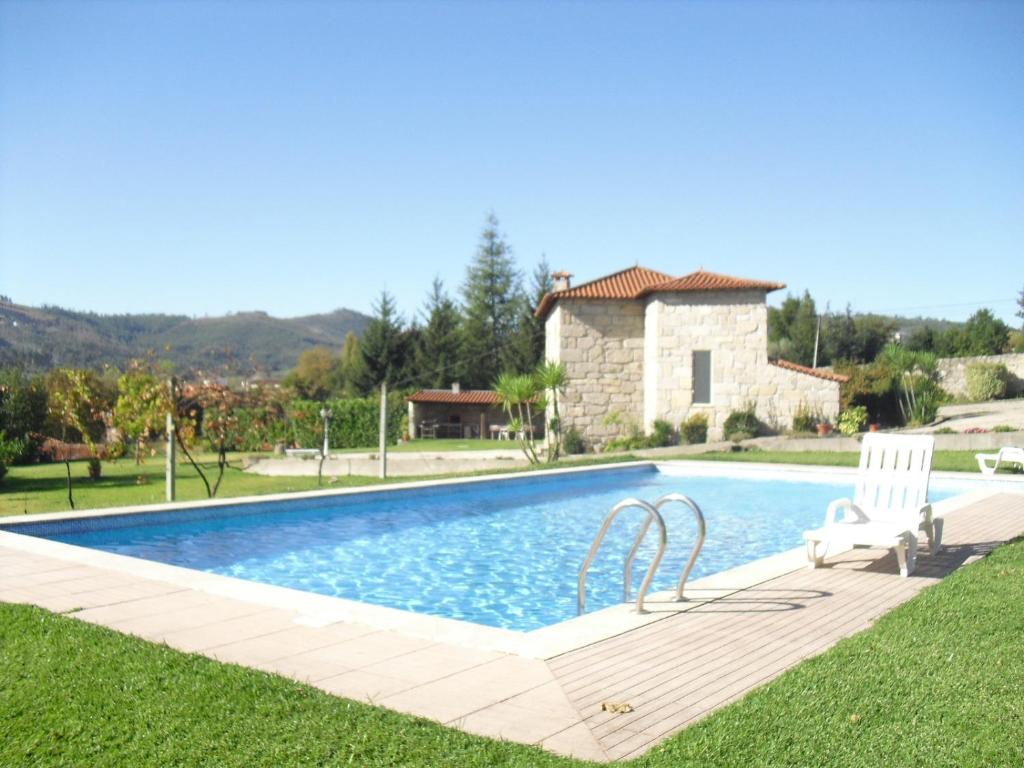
816 423 832 437
868 423 880 433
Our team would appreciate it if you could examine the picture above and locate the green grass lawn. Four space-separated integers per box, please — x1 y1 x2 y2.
0 447 995 518
0 453 391 517
2 538 1021 767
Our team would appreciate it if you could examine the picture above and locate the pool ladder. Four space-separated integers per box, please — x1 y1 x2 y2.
577 493 706 615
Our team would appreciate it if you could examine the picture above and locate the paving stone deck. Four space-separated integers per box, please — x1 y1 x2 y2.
1 492 1022 762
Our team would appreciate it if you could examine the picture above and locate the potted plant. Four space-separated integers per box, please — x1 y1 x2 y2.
816 421 833 437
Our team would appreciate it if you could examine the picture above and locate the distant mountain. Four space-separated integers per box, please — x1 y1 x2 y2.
0 301 372 375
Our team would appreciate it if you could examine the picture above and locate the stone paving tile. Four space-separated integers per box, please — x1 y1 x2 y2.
540 722 610 763
307 629 437 669
379 655 555 723
100 598 275 643
261 641 358 683
454 700 581 745
315 669 419 703
158 609 299 653
359 642 503 687
204 624 361 666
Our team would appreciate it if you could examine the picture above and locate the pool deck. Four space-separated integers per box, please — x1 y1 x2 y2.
1 488 1022 762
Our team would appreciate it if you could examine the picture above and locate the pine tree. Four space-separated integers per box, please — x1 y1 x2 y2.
504 255 552 374
460 214 524 387
414 278 464 389
358 291 406 393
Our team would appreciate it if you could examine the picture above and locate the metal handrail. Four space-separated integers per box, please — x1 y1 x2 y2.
654 493 707 601
578 498 667 616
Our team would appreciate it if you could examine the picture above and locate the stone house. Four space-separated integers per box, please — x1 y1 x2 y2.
536 266 846 444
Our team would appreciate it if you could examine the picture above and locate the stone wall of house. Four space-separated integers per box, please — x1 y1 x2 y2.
936 353 1024 398
643 290 769 439
547 299 645 445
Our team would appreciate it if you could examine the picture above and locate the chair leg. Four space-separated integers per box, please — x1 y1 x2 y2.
895 540 908 577
930 518 943 552
806 539 825 569
906 536 918 575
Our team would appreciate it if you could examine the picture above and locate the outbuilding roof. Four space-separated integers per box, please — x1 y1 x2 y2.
535 266 785 318
407 389 502 405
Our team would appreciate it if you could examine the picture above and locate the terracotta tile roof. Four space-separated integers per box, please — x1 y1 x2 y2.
641 269 785 296
407 389 502 405
535 266 673 318
535 266 784 318
769 358 849 383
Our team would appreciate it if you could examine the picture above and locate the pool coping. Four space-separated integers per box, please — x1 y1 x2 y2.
0 459 1015 659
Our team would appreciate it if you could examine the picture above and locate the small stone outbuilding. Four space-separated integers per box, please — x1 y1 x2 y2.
536 266 846 445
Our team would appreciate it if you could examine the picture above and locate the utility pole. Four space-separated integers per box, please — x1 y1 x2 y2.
812 315 822 369
379 381 388 479
165 378 176 502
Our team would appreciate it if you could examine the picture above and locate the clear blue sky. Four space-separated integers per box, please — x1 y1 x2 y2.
1 1 1021 325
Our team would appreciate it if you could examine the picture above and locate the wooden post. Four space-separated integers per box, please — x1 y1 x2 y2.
379 381 388 479
165 412 176 502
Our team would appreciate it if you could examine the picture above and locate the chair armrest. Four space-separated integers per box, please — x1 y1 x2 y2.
825 498 854 526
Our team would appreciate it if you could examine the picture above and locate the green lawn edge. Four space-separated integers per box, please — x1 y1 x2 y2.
3 538 1022 767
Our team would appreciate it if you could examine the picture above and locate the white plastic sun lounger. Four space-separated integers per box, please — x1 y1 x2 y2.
803 433 942 577
975 446 1024 475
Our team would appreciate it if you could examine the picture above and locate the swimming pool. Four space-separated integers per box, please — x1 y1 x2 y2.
3 464 970 632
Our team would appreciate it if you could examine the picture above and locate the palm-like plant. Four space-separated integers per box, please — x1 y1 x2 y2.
536 361 567 461
494 372 541 463
881 345 940 425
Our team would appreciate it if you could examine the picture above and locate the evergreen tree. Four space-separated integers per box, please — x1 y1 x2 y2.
336 331 365 396
358 291 406 392
504 255 553 373
767 291 818 366
460 214 524 387
414 278 464 389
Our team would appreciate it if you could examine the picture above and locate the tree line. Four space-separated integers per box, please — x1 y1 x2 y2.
768 291 1024 369
285 214 551 399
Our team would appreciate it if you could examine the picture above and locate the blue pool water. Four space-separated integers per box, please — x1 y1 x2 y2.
5 466 967 631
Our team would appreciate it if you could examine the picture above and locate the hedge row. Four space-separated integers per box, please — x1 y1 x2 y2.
224 395 406 452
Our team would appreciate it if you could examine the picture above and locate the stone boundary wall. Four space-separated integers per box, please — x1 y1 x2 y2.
751 365 842 439
936 353 1024 398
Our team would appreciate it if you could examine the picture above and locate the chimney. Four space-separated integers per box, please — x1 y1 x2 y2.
552 270 573 291
451 382 461 394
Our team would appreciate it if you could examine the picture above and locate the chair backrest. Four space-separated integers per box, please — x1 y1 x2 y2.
853 433 934 522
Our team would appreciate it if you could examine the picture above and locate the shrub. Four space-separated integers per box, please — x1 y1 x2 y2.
965 363 1009 402
837 406 869 436
993 424 1019 433
562 427 585 455
791 404 819 434
0 460 6 484
0 431 27 466
649 419 675 448
933 427 956 434
680 413 708 444
908 377 945 426
723 405 761 442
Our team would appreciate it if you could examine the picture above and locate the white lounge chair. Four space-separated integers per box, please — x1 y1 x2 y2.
803 433 942 577
975 446 1024 475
